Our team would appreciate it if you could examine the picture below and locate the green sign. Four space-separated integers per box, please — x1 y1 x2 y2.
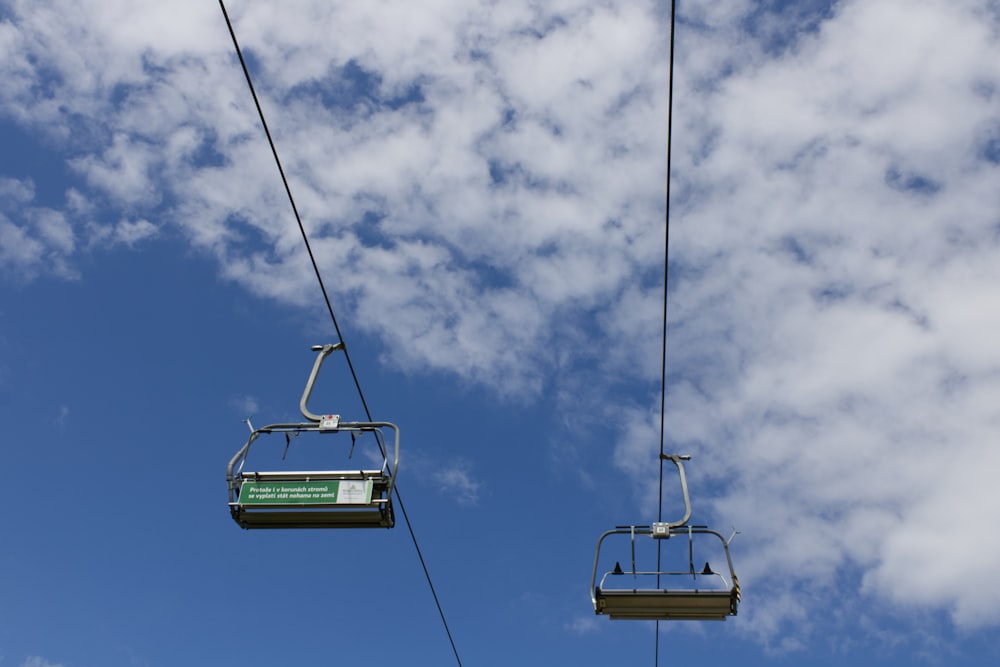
239 479 373 506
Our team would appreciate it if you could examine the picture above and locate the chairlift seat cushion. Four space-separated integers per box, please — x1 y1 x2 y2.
595 588 737 620
231 507 394 529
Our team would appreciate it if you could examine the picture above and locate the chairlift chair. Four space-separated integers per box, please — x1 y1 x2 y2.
226 344 400 529
591 455 740 620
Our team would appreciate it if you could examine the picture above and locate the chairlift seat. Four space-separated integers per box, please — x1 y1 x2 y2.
226 345 400 530
594 587 738 621
591 515 740 622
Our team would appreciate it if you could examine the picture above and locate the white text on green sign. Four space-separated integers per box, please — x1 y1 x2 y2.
239 479 374 505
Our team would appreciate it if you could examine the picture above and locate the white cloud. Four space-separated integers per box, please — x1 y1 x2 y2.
0 177 157 279
0 176 34 203
3 0 674 390
565 615 601 635
20 658 64 667
229 394 259 417
3 0 1000 648
87 218 158 248
0 178 78 280
0 214 46 273
402 451 484 506
69 133 161 206
431 459 482 506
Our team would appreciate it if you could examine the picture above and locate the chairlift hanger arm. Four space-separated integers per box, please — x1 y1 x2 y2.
658 453 692 528
300 343 345 422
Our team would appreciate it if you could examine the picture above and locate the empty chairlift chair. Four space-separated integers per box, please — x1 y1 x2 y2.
591 455 740 620
226 344 400 529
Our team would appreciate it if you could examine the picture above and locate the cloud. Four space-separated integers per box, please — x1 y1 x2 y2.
3 0 674 392
431 459 482 506
86 218 158 248
229 394 259 417
564 615 601 635
21 658 64 667
0 176 157 280
3 0 1000 648
402 450 483 506
0 177 78 280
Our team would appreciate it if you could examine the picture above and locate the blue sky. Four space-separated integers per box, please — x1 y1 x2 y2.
3 0 1000 665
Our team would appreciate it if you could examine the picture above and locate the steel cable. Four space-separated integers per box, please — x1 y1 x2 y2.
218 3 464 664
655 1 678 665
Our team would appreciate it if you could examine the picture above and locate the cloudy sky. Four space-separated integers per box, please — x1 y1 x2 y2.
3 0 1000 665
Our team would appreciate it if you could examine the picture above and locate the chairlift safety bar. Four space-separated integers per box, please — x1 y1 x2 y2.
226 420 401 498
590 525 740 620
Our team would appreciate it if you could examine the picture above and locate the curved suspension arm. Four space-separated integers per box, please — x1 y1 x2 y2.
660 453 692 528
300 343 344 422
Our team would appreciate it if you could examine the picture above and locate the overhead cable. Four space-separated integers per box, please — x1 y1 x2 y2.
218 3 464 665
656 1 678 665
